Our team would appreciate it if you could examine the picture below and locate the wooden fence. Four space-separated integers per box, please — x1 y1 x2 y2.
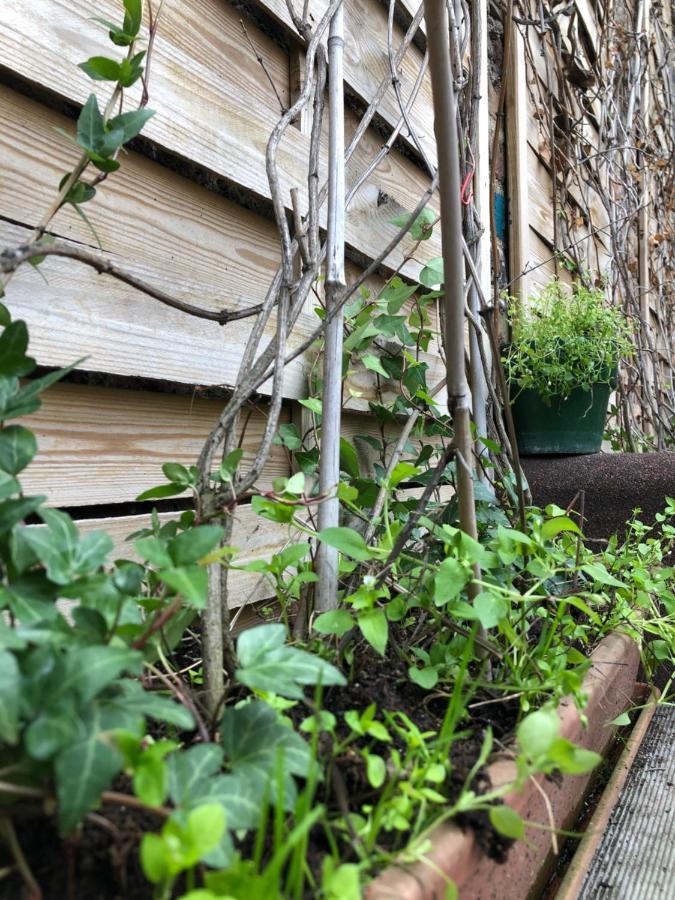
1 0 671 607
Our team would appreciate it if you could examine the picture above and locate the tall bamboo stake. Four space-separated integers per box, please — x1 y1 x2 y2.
316 3 346 612
423 0 482 604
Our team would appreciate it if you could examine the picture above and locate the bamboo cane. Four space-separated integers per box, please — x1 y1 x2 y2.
316 3 346 612
423 0 482 609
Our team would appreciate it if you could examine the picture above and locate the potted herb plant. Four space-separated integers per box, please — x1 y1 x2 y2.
502 280 632 454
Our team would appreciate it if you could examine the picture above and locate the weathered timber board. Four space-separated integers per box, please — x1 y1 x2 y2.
250 0 436 165
0 0 440 279
19 382 291 507
76 508 290 608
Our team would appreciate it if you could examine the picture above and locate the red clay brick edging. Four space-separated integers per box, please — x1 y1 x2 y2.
367 632 639 900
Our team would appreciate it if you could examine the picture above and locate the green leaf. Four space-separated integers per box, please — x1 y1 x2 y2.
357 608 388 656
26 711 79 760
134 535 173 568
362 354 389 378
76 94 105 153
2 360 84 420
107 108 155 143
167 744 224 808
221 701 312 805
388 461 419 488
489 805 525 840
365 753 386 788
408 665 438 689
162 462 192 485
159 566 208 607
541 516 583 541
219 448 243 480
55 714 122 833
274 422 302 451
419 257 444 288
136 482 187 501
318 527 373 561
581 564 626 589
389 207 435 241
250 495 296 523
65 646 143 704
285 472 306 495
78 56 122 81
473 592 508 629
0 651 20 744
235 623 345 699
381 278 418 314
313 609 353 636
169 525 224 566
0 320 35 377
608 711 631 727
299 397 322 414
0 425 37 474
339 437 360 479
0 496 45 535
123 0 144 37
434 557 469 606
517 707 560 758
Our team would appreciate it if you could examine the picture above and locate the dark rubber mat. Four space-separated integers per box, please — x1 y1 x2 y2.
578 704 675 898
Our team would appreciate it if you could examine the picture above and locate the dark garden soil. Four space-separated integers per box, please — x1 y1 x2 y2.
522 451 675 548
0 642 517 900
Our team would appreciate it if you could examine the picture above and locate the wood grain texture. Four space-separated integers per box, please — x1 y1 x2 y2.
0 1 441 279
76 508 289 608
0 88 438 392
20 383 291 506
251 0 436 164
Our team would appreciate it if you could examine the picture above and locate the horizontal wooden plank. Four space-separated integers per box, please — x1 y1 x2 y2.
252 0 435 164
20 382 291 507
0 0 441 279
0 87 316 392
76 508 288 608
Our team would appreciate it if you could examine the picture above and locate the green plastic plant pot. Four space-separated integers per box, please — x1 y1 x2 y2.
509 382 612 455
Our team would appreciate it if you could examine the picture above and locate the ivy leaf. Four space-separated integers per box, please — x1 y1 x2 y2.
361 354 389 378
541 515 583 541
419 257 444 288
235 624 345 699
220 701 312 807
0 651 20 744
380 278 418 314
107 108 155 144
55 720 122 833
167 744 224 808
76 94 105 154
250 495 296 523
0 425 37 474
299 397 322 414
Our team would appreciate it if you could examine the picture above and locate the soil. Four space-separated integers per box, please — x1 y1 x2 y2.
521 451 675 548
0 642 519 900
